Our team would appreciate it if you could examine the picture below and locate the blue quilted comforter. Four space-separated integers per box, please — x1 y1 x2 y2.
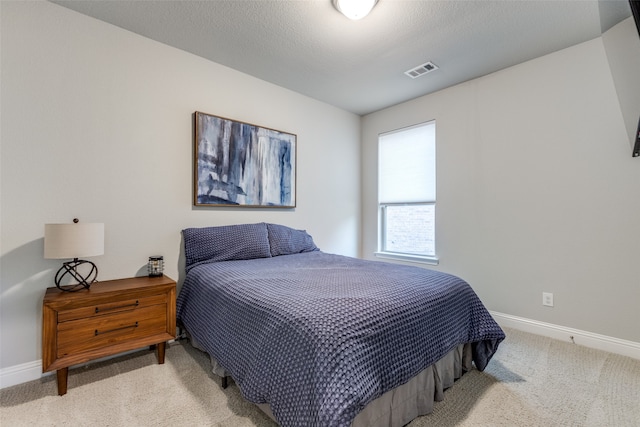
177 251 504 426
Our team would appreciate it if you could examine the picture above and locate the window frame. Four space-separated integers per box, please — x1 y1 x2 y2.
375 121 438 265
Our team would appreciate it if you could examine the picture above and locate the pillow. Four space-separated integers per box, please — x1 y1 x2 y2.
266 223 319 257
183 223 271 269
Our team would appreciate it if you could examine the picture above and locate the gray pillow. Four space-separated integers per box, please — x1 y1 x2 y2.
266 223 319 257
183 223 271 269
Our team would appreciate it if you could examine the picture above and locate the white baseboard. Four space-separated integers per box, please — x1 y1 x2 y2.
2 321 638 389
0 340 178 390
0 360 47 389
491 311 640 360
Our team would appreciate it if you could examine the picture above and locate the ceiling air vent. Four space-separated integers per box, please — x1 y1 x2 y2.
404 61 439 79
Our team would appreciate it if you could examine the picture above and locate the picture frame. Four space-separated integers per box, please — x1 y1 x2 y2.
194 111 297 208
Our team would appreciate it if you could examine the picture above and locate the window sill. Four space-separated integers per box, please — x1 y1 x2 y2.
374 252 439 266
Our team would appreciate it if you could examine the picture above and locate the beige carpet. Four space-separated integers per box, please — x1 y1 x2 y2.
1 328 639 426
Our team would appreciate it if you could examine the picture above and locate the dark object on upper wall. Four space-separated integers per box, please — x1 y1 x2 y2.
633 116 640 157
629 1 640 157
630 1 640 36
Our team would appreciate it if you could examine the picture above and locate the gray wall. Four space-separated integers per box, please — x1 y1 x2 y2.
0 1 361 372
362 33 640 343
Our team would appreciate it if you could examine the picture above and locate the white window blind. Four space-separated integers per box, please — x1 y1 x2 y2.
377 121 437 262
378 122 436 204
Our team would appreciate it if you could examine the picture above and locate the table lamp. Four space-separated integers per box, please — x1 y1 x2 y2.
44 219 104 292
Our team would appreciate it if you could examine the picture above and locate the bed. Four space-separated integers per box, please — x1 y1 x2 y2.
176 223 504 427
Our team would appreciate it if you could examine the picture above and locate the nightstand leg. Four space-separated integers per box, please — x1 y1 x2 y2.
56 367 68 396
156 342 166 364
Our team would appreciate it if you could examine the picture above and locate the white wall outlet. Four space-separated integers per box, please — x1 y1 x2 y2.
542 292 554 307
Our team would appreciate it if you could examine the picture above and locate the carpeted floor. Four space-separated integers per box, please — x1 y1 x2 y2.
1 328 639 426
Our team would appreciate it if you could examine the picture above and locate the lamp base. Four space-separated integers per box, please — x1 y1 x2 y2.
54 259 98 292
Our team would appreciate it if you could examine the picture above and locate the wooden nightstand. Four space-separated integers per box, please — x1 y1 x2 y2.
42 275 176 395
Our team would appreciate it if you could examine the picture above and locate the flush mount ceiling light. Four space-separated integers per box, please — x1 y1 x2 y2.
333 0 379 20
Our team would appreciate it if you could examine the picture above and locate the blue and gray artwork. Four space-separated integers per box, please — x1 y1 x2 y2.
196 114 296 207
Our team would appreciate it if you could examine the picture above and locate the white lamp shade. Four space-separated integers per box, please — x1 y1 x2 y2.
44 223 104 259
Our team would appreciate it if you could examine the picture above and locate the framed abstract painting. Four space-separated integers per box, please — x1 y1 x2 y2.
194 111 296 208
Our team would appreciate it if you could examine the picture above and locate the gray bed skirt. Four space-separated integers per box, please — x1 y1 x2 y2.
191 334 473 427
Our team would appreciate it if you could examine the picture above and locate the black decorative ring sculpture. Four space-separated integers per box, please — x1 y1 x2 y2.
54 258 98 292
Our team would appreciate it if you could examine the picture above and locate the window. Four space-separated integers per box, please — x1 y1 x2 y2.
377 121 437 264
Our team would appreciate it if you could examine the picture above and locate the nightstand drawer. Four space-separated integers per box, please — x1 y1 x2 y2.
57 304 167 357
57 294 167 322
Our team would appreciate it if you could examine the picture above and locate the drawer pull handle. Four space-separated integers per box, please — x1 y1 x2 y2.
94 322 138 336
95 300 139 314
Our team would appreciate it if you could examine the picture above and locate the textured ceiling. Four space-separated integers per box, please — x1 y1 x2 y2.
51 0 632 116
